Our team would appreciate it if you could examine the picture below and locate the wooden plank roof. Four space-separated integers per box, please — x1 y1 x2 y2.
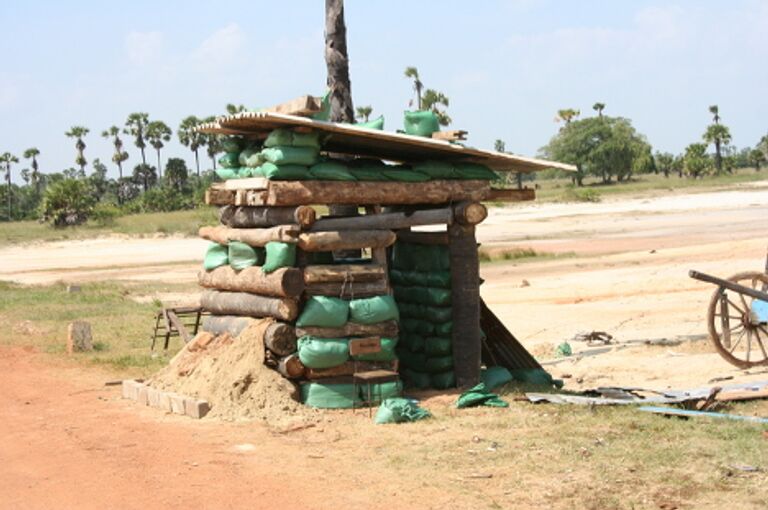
197 112 576 174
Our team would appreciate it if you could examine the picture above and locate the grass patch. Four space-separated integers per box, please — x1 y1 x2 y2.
0 208 218 247
478 246 576 264
0 280 195 377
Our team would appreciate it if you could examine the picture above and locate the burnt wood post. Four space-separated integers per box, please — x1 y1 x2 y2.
448 223 481 388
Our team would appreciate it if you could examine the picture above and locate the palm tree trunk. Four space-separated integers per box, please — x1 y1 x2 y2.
6 169 11 221
156 149 162 179
117 160 123 180
194 150 200 176
140 147 147 166
714 139 722 173
325 0 354 123
416 83 422 110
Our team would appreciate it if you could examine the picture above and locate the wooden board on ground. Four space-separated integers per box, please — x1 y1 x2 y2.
196 111 576 174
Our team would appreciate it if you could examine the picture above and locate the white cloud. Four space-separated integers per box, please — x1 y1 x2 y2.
191 23 245 67
125 31 164 65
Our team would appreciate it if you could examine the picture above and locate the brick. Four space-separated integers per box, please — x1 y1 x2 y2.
136 385 149 406
169 394 186 415
121 380 141 400
184 398 211 419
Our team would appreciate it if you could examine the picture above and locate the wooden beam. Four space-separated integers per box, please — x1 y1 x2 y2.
303 264 386 284
205 187 235 206
484 188 535 202
297 230 396 252
166 310 191 343
449 223 481 388
198 225 300 246
219 205 317 229
295 320 399 339
277 353 306 379
431 130 468 142
200 290 298 321
304 279 390 299
264 322 297 357
222 177 269 191
305 360 397 380
310 207 453 232
198 266 304 298
261 95 323 117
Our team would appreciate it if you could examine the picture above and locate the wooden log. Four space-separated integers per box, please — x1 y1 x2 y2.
305 360 398 380
296 320 399 339
484 188 535 202
200 290 298 321
219 205 317 229
262 95 323 117
304 280 390 299
264 322 297 357
199 225 300 246
205 187 235 205
201 315 253 337
198 266 304 298
236 190 268 207
303 264 386 284
396 230 449 245
310 207 453 232
449 223 481 388
264 349 279 368
297 230 395 252
453 202 487 226
222 177 269 190
277 353 306 379
249 180 492 206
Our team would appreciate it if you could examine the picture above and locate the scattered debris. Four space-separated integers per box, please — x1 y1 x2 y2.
572 331 613 345
520 279 530 288
464 473 493 479
554 341 572 357
708 375 734 384
638 406 768 424
728 464 760 473
66 284 81 293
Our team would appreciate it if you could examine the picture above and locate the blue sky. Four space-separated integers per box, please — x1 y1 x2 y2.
1 0 766 180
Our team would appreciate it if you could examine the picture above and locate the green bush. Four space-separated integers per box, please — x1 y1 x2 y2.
559 186 602 203
122 186 193 214
39 179 97 227
90 203 121 226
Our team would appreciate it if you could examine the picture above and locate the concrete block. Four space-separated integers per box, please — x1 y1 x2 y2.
169 393 186 415
146 387 162 408
184 398 211 419
136 385 149 406
157 391 174 412
66 320 93 354
121 380 141 400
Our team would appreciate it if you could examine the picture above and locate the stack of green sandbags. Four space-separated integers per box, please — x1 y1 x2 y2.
256 128 321 181
390 241 456 390
215 136 267 180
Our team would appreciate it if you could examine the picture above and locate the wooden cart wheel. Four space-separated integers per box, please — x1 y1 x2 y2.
707 271 768 368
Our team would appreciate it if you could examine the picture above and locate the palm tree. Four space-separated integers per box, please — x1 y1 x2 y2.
124 112 149 165
202 116 220 170
225 103 246 115
556 109 580 125
325 0 354 123
145 120 172 178
422 89 451 126
178 116 205 176
593 102 605 118
494 140 506 152
355 106 373 122
0 152 18 220
22 148 41 194
101 126 129 179
703 106 731 174
65 126 89 172
404 66 423 110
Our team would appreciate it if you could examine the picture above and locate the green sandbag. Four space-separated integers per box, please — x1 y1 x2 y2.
424 336 452 357
390 243 413 270
218 152 240 169
396 302 421 318
454 162 500 181
203 242 228 270
264 128 322 149
353 337 398 362
425 271 451 288
400 318 434 336
244 165 265 178
296 296 350 328
215 167 239 180
239 149 263 168
349 167 385 181
301 382 360 409
431 371 456 390
228 241 264 270
424 355 453 374
261 146 319 166
393 270 451 289
374 397 431 424
402 333 425 353
402 368 432 389
434 321 452 336
355 115 384 130
423 306 452 324
220 137 243 153
260 162 312 181
349 295 399 324
389 269 406 286
310 161 357 181
403 110 440 137
409 244 449 272
363 380 402 405
382 168 431 182
456 383 509 408
481 366 514 389
412 161 457 179
397 349 427 371
394 286 452 307
262 241 296 273
509 368 563 388
297 336 349 369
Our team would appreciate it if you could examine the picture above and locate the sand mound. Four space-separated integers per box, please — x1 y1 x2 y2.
149 318 308 423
